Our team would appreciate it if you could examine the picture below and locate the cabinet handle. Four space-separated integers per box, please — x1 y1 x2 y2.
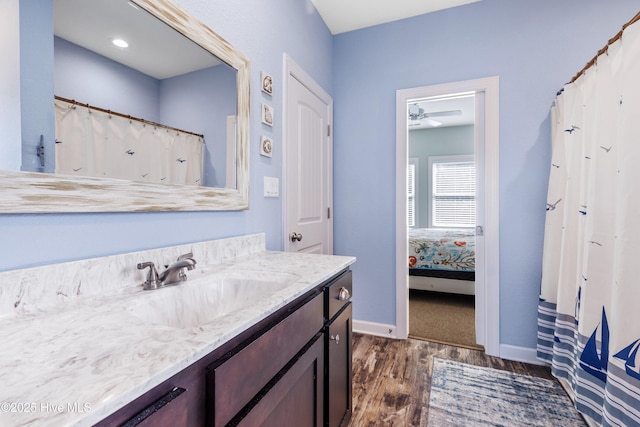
330 334 340 345
122 386 186 427
337 287 350 301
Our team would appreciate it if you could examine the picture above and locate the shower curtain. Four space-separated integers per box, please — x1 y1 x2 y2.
537 17 640 426
54 99 204 186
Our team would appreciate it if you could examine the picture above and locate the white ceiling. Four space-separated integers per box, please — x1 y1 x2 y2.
54 0 221 80
311 0 482 34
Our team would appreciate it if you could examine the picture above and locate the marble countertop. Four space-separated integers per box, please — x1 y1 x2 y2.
0 250 355 427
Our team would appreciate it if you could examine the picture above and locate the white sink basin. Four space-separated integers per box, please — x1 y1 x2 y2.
123 270 300 329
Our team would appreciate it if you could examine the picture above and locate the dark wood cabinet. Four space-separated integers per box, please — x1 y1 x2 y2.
95 268 352 427
121 387 188 427
323 271 353 427
207 293 324 426
233 334 324 427
325 304 352 427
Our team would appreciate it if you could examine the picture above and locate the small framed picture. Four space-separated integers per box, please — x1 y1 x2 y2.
261 103 274 127
261 72 273 96
260 136 273 157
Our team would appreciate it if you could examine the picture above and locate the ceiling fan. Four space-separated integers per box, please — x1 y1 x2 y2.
408 103 462 127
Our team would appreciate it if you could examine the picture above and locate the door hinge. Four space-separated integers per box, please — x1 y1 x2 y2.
327 207 331 219
327 124 331 137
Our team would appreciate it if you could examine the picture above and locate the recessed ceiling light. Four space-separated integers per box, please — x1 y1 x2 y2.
112 39 129 48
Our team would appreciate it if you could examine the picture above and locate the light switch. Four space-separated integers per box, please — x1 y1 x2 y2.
264 176 279 197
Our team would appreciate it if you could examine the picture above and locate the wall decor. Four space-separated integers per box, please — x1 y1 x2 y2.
262 103 274 126
261 72 273 95
260 136 273 157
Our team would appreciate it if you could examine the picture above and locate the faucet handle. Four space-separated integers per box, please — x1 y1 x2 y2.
176 252 197 270
177 252 194 261
137 261 160 290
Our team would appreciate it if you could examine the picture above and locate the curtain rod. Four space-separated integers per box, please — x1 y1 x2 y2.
569 10 640 84
54 95 205 139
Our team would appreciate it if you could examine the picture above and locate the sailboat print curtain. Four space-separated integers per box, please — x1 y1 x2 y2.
537 15 640 426
54 99 204 186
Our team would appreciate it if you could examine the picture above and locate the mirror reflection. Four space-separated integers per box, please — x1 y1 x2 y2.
24 0 238 189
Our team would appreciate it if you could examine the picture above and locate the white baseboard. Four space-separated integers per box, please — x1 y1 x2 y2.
500 344 548 366
353 319 398 339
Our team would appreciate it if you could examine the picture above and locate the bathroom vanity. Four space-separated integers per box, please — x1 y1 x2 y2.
97 270 352 427
0 234 355 426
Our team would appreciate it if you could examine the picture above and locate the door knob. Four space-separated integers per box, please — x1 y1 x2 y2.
290 232 303 242
330 334 340 345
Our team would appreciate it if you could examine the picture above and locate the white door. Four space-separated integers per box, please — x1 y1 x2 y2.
283 55 333 254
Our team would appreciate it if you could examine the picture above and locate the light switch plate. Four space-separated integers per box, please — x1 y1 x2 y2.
264 176 279 197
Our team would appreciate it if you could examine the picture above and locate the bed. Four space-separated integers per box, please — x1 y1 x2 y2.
408 228 475 295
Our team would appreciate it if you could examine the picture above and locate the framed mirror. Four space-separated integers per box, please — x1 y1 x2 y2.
1 0 250 213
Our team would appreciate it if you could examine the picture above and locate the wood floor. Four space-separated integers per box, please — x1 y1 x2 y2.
348 333 554 427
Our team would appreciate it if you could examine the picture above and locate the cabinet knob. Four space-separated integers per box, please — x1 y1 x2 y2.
330 334 340 345
337 287 350 301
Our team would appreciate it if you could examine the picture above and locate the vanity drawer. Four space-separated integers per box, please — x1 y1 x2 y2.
208 291 324 427
325 270 352 320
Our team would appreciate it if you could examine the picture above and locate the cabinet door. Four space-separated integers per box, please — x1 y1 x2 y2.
326 303 352 427
234 333 325 427
208 293 323 426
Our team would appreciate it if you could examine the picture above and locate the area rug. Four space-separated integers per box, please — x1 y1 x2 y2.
427 358 586 426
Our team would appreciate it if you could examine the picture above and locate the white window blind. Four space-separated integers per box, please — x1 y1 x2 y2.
430 156 475 228
407 159 417 227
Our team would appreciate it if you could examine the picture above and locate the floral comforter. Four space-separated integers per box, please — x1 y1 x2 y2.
408 228 475 272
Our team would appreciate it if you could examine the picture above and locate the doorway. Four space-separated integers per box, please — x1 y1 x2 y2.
406 93 479 348
395 77 500 357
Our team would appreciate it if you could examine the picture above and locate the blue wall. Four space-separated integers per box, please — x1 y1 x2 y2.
20 1 54 173
0 0 332 271
332 0 640 348
4 0 640 352
54 37 160 121
160 65 237 187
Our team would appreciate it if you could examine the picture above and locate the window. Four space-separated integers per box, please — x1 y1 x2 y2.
407 158 418 227
429 155 475 228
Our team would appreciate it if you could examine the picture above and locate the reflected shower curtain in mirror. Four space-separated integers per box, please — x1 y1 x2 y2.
537 19 640 426
54 99 204 186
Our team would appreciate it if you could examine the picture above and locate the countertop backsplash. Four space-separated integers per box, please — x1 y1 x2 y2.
0 233 266 317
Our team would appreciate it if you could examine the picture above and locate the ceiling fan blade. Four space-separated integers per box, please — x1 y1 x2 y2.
423 109 462 118
408 118 442 128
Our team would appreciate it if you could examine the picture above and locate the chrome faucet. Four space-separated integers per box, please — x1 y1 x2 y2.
137 252 197 290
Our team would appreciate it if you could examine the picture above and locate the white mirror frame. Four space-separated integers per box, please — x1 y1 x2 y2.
1 0 250 213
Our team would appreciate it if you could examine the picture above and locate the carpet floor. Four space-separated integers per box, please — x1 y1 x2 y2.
409 289 481 349
427 358 586 426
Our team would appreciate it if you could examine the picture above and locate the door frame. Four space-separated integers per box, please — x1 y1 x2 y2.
395 76 500 357
282 54 334 253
